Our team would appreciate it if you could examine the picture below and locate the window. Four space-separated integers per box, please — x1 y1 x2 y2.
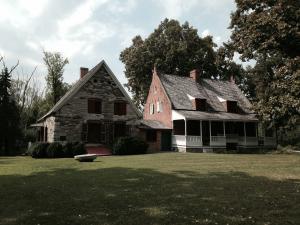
227 101 237 113
114 102 127 115
150 103 154 115
157 101 163 113
194 98 207 111
173 120 185 135
88 99 102 114
59 136 66 141
146 130 157 142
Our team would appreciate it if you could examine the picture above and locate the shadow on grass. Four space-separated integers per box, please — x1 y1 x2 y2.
0 167 299 225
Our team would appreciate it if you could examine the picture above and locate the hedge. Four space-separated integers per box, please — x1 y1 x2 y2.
112 137 148 155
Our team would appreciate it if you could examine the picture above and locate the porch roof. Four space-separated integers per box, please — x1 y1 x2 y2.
175 110 258 122
30 123 44 127
139 120 171 130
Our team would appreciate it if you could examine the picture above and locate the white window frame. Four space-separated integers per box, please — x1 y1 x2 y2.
150 103 154 115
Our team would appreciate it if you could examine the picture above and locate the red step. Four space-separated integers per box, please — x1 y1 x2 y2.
86 145 112 156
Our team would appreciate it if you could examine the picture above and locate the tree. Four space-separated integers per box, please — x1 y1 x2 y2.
229 0 300 136
120 19 243 107
0 58 21 155
43 51 69 107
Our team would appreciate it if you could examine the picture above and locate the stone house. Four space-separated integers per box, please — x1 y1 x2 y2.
140 68 277 152
33 60 141 146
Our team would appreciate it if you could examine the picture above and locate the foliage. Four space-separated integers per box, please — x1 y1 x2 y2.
113 136 148 155
43 51 69 107
229 0 300 135
27 142 49 158
47 142 63 158
62 142 74 157
72 142 86 156
120 18 244 107
0 58 21 155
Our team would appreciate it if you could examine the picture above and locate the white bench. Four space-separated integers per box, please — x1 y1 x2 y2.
74 154 97 162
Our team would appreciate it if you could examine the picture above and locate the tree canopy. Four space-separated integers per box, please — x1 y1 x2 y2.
43 51 69 107
120 19 243 107
229 0 300 135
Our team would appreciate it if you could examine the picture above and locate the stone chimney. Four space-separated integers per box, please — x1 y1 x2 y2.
189 69 201 82
80 67 89 78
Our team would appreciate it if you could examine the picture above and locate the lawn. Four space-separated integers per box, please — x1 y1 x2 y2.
0 153 300 225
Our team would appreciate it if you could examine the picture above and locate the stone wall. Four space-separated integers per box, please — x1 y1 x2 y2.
49 66 140 143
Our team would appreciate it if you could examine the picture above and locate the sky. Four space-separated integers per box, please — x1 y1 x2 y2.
0 0 236 92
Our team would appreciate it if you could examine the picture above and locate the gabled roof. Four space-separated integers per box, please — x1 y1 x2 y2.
159 73 254 114
38 60 141 121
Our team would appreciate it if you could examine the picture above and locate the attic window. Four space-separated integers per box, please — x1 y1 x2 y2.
194 98 207 111
149 103 154 115
114 102 127 115
88 98 102 114
226 100 238 113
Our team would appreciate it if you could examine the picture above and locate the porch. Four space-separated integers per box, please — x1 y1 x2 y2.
172 120 275 150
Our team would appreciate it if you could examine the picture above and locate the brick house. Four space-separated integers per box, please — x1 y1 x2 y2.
33 60 142 147
140 68 277 152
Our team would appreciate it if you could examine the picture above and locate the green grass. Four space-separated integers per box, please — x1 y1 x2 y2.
1 153 300 225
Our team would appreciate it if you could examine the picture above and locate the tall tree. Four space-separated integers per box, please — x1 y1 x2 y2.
0 58 21 155
43 51 69 107
120 19 243 107
229 0 300 135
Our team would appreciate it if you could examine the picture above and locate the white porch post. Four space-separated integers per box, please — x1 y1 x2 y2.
243 122 246 145
200 120 203 144
184 119 187 137
209 120 211 144
223 121 226 137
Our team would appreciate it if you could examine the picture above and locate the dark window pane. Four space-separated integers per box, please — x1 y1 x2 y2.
173 120 185 135
88 99 102 114
227 101 237 113
187 120 200 136
195 98 206 111
114 102 127 115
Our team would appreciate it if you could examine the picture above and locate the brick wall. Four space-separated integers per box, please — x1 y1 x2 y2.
143 70 172 128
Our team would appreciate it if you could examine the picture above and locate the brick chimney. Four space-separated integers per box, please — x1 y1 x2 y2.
189 69 201 82
80 67 89 78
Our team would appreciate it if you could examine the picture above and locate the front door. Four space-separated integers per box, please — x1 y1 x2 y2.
202 121 210 146
87 123 101 143
161 130 172 151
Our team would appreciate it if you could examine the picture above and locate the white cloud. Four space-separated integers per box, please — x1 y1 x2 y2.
157 0 198 19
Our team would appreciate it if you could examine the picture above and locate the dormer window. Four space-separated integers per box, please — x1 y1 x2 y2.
194 98 207 111
226 100 237 113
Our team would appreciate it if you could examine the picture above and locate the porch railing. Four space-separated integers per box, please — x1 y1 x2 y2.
186 135 202 147
211 136 226 146
172 135 186 146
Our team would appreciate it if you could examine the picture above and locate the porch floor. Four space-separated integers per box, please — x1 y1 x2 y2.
85 145 112 156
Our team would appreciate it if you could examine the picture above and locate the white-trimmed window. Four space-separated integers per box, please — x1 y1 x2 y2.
157 101 163 113
150 103 154 115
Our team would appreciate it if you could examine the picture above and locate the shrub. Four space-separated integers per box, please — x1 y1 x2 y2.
27 142 49 158
62 142 73 157
72 142 86 156
112 137 148 155
47 142 63 158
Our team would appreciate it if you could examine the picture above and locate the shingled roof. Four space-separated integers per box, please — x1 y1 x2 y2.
159 73 254 114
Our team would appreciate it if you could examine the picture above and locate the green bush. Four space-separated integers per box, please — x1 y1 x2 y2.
73 142 86 156
47 142 63 158
113 137 148 155
27 142 49 158
62 142 73 157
